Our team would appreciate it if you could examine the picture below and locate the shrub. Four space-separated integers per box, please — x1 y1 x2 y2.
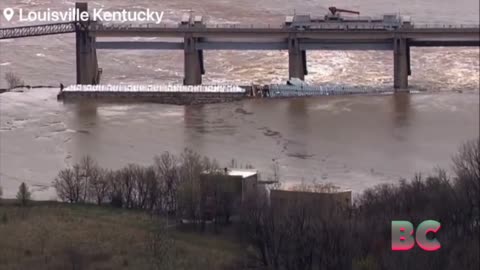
5 72 24 89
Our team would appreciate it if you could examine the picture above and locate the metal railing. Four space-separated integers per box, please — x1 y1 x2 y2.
0 22 75 39
91 22 480 31
1 21 479 39
413 24 479 28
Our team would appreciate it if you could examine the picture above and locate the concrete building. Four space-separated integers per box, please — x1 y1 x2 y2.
199 169 259 221
224 169 259 201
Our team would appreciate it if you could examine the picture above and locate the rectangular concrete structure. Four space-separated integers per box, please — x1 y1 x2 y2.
75 2 100 85
393 38 409 89
86 25 478 89
199 169 259 221
184 35 204 85
288 37 308 80
95 41 396 51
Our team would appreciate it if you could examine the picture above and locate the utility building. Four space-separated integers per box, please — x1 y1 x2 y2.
199 169 259 222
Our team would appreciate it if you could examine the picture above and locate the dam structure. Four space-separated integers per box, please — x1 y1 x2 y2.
0 2 479 90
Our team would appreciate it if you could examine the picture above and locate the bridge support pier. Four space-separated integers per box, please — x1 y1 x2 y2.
407 45 411 76
184 36 204 85
394 38 409 90
288 37 307 80
75 2 100 85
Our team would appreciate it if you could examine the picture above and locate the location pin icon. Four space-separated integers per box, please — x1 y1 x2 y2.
3 8 14 21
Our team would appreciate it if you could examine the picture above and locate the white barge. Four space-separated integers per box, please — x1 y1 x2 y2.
58 84 248 105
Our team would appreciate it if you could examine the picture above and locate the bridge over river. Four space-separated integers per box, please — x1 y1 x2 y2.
1 2 479 90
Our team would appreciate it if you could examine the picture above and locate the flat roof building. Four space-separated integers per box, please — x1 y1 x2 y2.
199 168 260 222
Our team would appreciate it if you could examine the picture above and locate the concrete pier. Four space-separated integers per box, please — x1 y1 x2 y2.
394 38 409 90
407 45 411 76
288 37 308 80
184 35 204 85
75 2 100 85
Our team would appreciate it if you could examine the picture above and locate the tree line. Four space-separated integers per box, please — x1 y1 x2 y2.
239 138 479 270
53 149 223 222
2 139 477 269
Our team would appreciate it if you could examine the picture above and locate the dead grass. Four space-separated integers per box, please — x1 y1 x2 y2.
0 201 246 270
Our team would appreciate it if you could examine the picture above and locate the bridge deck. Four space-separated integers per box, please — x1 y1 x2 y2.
1 22 479 45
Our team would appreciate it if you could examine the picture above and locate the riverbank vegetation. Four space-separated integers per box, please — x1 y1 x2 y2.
0 139 478 269
4 72 24 90
1 72 57 92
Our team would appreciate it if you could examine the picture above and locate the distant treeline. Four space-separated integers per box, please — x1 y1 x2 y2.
53 149 228 222
240 138 479 270
46 139 480 270
1 71 56 92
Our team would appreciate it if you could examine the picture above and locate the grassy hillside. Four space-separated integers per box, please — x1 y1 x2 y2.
0 201 246 270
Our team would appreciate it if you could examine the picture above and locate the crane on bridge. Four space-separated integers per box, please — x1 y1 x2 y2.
325 6 360 21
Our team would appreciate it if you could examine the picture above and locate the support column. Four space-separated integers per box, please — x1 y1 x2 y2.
407 45 411 76
75 2 100 85
302 50 308 76
288 37 307 80
199 50 205 75
184 35 203 85
394 38 408 90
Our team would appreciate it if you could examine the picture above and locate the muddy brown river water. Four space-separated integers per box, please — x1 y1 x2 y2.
0 89 478 199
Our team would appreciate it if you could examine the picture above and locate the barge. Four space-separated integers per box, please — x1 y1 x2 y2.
57 84 248 105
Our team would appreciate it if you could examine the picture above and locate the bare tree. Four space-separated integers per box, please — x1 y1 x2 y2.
177 149 205 223
53 156 101 204
154 152 178 214
107 170 124 208
132 165 151 209
79 156 101 202
16 182 31 206
89 169 110 205
144 166 160 213
291 181 340 193
118 165 137 209
453 138 480 231
5 72 24 89
53 165 85 203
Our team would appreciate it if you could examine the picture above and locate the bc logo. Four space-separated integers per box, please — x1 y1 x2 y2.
391 220 441 251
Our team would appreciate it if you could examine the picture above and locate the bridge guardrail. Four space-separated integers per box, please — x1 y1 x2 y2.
413 24 480 29
0 22 75 39
91 23 480 31
1 21 479 39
